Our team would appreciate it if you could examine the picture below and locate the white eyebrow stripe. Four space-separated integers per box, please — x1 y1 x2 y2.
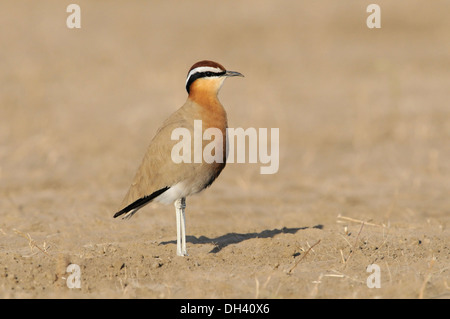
186 66 224 85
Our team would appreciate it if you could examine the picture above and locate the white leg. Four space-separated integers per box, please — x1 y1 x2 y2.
174 198 187 256
175 201 182 256
180 198 187 256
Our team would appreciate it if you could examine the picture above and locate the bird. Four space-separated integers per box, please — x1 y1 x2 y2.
113 60 244 256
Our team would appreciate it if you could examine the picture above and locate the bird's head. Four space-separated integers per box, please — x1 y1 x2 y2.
185 60 243 96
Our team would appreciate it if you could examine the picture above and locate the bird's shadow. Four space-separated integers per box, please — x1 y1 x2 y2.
159 225 323 253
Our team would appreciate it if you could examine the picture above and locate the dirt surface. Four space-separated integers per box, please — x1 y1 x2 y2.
0 1 449 299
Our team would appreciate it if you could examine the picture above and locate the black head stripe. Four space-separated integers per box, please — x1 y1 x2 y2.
186 70 226 93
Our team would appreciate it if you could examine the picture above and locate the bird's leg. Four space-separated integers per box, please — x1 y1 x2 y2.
175 199 182 256
180 197 187 256
174 197 187 256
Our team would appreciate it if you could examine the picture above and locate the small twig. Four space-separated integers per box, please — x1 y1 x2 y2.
418 256 436 299
323 273 345 278
288 239 321 274
328 269 365 284
339 249 346 264
343 222 365 268
13 229 50 257
254 275 271 298
337 214 383 227
310 273 324 298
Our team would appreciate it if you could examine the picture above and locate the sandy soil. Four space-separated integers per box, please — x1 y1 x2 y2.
0 0 449 299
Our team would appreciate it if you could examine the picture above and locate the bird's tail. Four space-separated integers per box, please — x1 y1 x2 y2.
115 208 139 220
113 186 170 219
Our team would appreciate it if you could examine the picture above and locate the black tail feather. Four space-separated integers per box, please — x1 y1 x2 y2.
113 186 170 218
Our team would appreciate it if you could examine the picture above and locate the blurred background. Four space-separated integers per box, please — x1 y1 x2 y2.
0 0 449 298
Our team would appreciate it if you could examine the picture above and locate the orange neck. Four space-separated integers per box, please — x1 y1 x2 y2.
188 79 228 130
188 78 222 106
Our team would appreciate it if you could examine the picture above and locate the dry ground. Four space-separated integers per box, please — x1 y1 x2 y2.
0 1 449 298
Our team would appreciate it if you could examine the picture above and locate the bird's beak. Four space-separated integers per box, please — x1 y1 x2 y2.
225 70 244 77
